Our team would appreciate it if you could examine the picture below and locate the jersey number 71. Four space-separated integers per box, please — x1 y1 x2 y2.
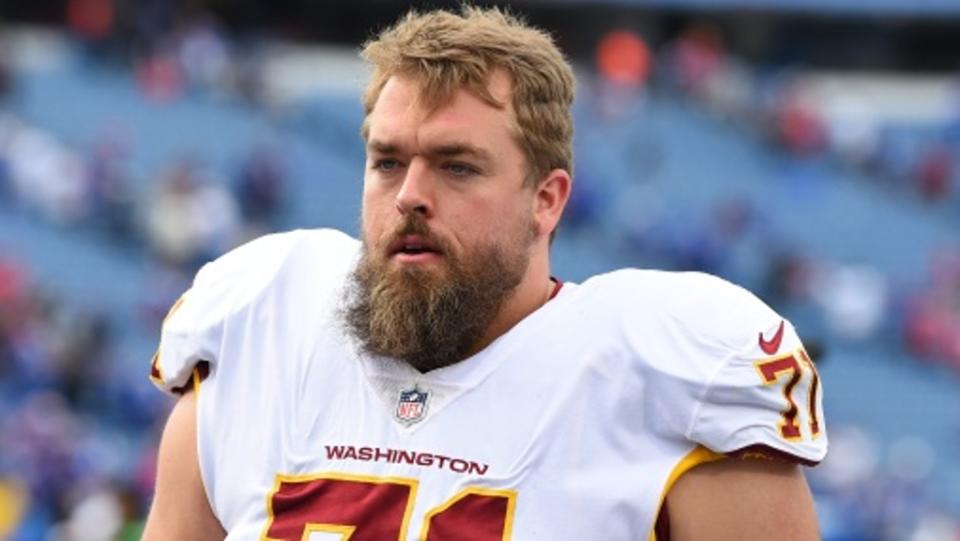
261 472 516 540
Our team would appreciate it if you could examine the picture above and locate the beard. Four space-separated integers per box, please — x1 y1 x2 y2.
341 214 534 372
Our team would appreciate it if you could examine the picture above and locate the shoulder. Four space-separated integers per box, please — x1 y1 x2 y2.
190 228 359 313
198 228 358 286
566 269 803 404
576 269 781 352
152 228 359 393
573 269 825 462
583 268 770 307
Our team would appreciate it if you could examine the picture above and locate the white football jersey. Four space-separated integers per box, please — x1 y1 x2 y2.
151 228 827 541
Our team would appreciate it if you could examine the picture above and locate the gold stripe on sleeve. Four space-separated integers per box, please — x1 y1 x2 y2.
649 445 726 541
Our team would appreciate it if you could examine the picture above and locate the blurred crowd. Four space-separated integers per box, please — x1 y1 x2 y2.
65 0 264 105
657 24 959 207
0 112 288 271
809 424 960 541
0 15 291 535
0 256 157 540
0 5 959 540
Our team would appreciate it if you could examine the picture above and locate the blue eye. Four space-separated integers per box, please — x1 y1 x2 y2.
373 159 400 172
444 162 479 177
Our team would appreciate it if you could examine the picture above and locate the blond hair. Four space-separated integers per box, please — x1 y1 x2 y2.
361 6 575 186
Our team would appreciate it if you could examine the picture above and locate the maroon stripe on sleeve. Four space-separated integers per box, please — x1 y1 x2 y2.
726 444 821 467
653 500 671 541
170 361 211 395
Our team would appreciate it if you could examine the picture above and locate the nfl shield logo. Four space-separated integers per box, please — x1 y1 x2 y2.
395 387 429 426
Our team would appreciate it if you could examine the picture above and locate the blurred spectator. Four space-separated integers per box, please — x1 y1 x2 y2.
775 86 827 157
130 0 176 61
236 145 288 231
592 29 652 120
811 264 889 342
0 257 29 380
135 44 184 103
54 486 126 541
904 246 960 369
86 135 136 242
824 96 882 170
913 143 953 203
67 0 115 42
766 252 817 305
5 122 90 224
67 0 117 61
597 29 652 88
145 159 240 269
665 23 725 97
693 56 753 120
51 308 112 407
176 14 231 93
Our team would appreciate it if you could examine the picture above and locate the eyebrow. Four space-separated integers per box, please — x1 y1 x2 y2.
367 140 399 154
367 139 493 164
431 143 493 164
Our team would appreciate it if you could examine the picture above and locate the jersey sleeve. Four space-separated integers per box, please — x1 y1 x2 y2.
689 318 826 465
148 228 356 395
686 275 826 464
623 271 827 466
149 258 232 394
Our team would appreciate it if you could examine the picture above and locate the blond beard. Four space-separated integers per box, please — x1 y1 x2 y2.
342 216 534 372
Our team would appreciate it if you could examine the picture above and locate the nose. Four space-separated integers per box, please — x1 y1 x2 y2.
395 159 434 218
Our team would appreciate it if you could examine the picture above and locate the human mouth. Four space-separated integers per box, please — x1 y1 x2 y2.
387 234 444 264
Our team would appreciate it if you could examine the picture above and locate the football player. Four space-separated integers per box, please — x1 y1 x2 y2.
144 7 826 540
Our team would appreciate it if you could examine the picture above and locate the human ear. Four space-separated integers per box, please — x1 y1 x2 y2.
532 169 571 238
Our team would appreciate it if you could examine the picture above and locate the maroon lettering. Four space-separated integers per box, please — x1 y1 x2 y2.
397 450 416 465
324 444 490 476
375 447 393 462
468 462 489 476
325 445 347 460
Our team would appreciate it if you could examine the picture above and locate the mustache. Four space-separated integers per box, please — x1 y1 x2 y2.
383 215 451 254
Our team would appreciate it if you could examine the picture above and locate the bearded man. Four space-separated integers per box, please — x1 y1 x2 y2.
144 7 826 540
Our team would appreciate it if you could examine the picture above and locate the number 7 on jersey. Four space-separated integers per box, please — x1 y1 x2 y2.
754 349 821 441
261 472 516 541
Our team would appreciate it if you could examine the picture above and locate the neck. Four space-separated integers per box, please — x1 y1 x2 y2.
463 248 553 358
